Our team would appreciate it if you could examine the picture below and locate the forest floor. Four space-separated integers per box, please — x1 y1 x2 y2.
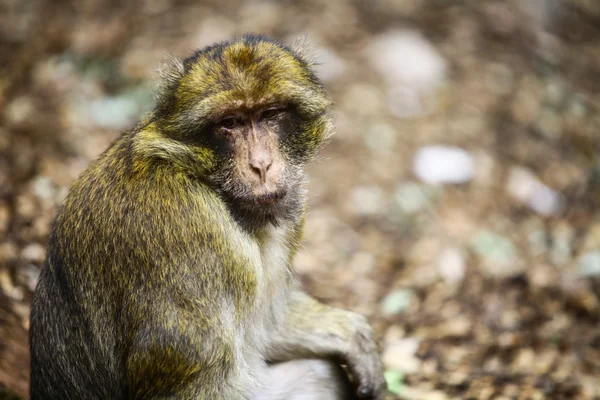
1 0 600 399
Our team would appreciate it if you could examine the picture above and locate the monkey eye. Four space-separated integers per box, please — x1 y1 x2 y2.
260 107 286 120
219 116 242 129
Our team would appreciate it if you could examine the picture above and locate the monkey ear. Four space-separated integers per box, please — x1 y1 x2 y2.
289 35 316 66
154 53 185 104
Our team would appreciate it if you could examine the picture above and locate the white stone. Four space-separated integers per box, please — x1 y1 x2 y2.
88 96 139 130
394 182 431 214
437 246 466 284
367 30 446 90
383 338 421 374
32 176 55 201
367 30 447 119
507 167 565 217
364 123 397 154
412 146 474 185
21 243 46 263
578 250 600 277
349 185 385 216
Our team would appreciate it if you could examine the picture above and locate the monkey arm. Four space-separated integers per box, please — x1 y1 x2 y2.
267 290 386 399
121 280 250 400
124 307 235 399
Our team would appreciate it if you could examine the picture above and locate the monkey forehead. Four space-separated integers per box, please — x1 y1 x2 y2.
178 40 330 119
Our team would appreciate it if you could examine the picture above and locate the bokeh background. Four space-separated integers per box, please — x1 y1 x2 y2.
1 0 600 398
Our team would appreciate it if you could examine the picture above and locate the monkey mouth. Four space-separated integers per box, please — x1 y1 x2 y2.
250 189 287 205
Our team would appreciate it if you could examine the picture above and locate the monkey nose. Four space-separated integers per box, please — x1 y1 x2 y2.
249 156 273 184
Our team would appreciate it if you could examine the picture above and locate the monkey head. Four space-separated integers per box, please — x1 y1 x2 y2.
140 35 333 229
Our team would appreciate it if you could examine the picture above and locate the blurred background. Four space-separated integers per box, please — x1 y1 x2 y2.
1 0 599 398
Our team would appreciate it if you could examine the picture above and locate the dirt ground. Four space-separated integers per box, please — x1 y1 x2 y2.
1 0 599 399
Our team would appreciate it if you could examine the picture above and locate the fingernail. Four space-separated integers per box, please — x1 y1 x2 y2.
358 386 371 398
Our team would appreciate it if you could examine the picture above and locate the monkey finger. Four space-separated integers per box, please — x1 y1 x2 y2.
346 353 386 400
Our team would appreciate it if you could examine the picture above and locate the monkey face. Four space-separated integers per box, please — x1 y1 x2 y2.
211 105 291 206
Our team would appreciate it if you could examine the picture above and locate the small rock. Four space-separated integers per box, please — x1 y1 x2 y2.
349 185 385 216
0 268 23 301
528 264 556 288
18 263 41 292
440 208 477 240
386 86 425 119
566 93 588 118
394 182 433 215
550 222 574 267
528 229 548 257
437 316 472 338
5 95 35 126
410 265 440 287
367 30 447 90
364 123 396 154
367 30 447 118
470 231 522 277
88 96 139 130
544 78 566 107
511 348 537 374
0 241 18 262
32 176 56 202
383 338 421 374
407 237 441 265
12 301 30 321
580 223 600 252
384 325 406 344
535 108 562 141
420 391 449 400
380 288 414 316
506 167 565 217
578 250 600 277
399 386 449 400
87 85 154 131
437 246 466 284
16 193 39 220
413 146 474 185
21 243 46 263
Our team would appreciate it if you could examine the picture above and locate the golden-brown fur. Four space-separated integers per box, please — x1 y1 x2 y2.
29 35 385 400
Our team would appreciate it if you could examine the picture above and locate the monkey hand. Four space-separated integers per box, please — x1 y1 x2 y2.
344 313 387 400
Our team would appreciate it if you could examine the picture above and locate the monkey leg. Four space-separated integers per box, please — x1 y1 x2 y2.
257 359 357 400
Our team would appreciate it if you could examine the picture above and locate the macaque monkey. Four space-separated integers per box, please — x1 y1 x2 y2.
30 35 386 400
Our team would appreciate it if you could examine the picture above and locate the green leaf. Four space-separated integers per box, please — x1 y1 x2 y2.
384 369 405 395
380 289 413 316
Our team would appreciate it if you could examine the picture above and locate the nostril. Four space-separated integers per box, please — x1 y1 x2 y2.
250 163 263 175
249 161 269 183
